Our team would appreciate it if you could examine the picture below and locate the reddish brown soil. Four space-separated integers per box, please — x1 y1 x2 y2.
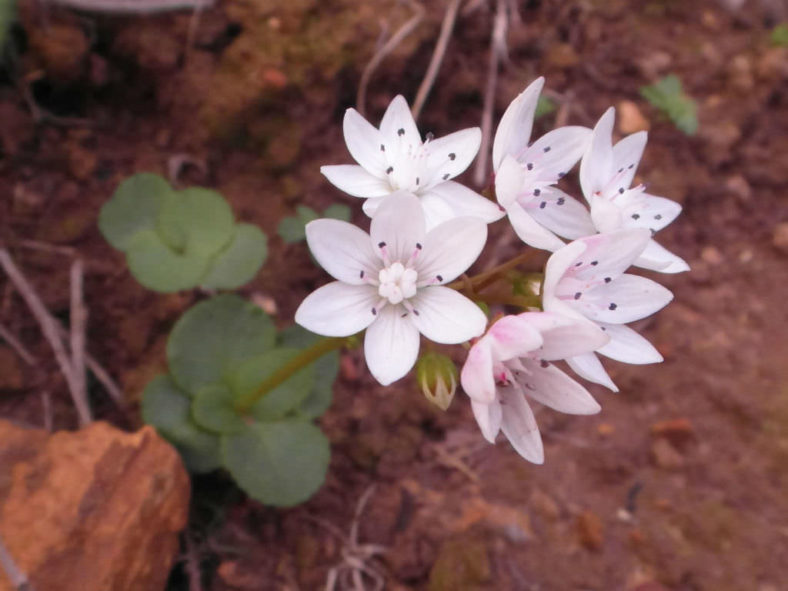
1 1 787 590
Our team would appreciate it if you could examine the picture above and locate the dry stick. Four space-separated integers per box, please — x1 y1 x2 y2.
411 0 462 121
0 249 92 426
357 1 425 116
48 0 213 13
472 0 509 187
0 532 32 591
0 322 37 366
69 260 88 420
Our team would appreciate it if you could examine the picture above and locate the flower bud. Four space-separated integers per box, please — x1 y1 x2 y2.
416 352 458 411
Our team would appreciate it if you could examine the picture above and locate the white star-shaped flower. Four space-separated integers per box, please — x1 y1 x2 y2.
580 107 689 273
460 312 608 464
542 229 674 391
320 95 503 229
493 77 596 251
296 193 489 386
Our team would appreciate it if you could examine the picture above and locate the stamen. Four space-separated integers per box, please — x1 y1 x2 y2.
448 153 456 160
608 302 617 310
397 128 405 136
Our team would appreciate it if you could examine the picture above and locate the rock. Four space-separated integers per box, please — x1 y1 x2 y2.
576 510 604 551
650 418 695 448
618 100 650 134
0 420 190 591
700 246 724 266
772 223 788 256
650 438 684 470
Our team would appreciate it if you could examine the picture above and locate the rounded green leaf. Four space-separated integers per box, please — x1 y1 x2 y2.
99 173 175 251
279 325 338 419
192 383 246 434
167 294 276 394
201 224 268 290
230 348 314 421
296 205 319 223
277 216 307 244
126 229 210 292
323 203 351 222
141 374 222 473
156 187 235 258
221 420 330 507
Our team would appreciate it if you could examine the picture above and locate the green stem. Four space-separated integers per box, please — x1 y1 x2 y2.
234 336 347 414
448 250 539 294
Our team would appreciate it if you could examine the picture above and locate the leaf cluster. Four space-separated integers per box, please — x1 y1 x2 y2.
99 174 267 292
639 74 698 136
141 295 338 507
277 203 351 244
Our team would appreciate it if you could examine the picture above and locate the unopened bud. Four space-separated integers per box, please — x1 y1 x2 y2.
416 352 458 411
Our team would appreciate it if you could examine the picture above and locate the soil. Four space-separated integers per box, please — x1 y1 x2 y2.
1 0 787 590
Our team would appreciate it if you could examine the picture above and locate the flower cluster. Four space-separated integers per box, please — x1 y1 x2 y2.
297 77 687 464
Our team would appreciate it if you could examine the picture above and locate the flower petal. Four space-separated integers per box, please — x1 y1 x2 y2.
597 323 663 364
584 274 673 324
379 95 421 146
343 108 388 177
296 282 379 337
411 287 487 344
484 315 543 361
526 126 591 182
461 339 496 403
622 195 682 233
492 77 544 170
321 165 392 198
417 217 487 284
611 131 647 189
518 312 608 360
635 240 690 273
471 399 502 443
362 196 384 218
363 305 420 385
571 229 652 283
543 240 587 303
529 187 595 239
516 359 601 415
370 192 426 262
580 107 616 200
424 128 481 188
506 202 566 251
495 154 527 209
566 352 618 392
419 192 457 230
424 181 505 224
499 387 544 464
305 219 378 284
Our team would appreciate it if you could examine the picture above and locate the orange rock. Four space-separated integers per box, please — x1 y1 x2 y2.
0 420 190 591
577 510 604 551
617 100 650 134
650 418 694 448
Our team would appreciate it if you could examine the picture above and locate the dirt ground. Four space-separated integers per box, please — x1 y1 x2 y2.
1 0 787 589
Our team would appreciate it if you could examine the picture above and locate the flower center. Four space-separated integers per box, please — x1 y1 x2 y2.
378 262 418 305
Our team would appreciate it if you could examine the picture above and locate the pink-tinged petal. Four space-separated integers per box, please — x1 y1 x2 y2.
471 398 502 443
597 323 663 364
379 95 421 146
424 128 481 188
580 107 616 201
417 217 487 284
363 306 420 385
582 274 673 324
529 187 595 239
543 240 587 302
571 229 652 283
492 77 544 170
612 131 647 189
425 181 505 224
506 203 566 251
296 282 379 337
305 219 378 284
566 352 618 392
419 192 456 230
321 165 392 198
461 339 496 403
621 194 682 233
343 108 388 177
516 359 601 415
499 387 544 464
635 240 690 273
411 287 487 344
487 315 543 360
370 192 426 262
518 312 609 360
526 126 591 182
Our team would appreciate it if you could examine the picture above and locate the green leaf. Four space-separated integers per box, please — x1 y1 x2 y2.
277 216 307 243
141 374 222 473
323 204 351 222
192 383 246 434
99 173 175 251
156 188 235 258
201 224 268 290
221 420 330 507
229 348 315 421
771 23 788 47
167 294 276 394
126 229 210 293
639 74 698 136
296 205 319 223
279 325 337 419
535 95 557 119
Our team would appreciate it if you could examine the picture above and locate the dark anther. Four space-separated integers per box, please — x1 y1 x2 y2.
360 270 365 278
401 313 408 318
416 243 422 250
604 277 611 283
628 164 635 169
654 214 662 220
416 177 420 185
618 187 625 194
436 274 443 282
533 188 541 196
413 309 420 316
543 146 551 152
371 307 377 315
632 213 640 220
380 144 386 152
448 153 456 160
527 163 534 171
540 360 549 368
442 173 450 180
558 172 566 178
386 166 394 174
378 241 386 248
557 197 565 205
618 167 624 173
574 292 582 300
539 201 546 209
609 303 617 310
591 261 598 266
397 128 405 136
575 261 583 267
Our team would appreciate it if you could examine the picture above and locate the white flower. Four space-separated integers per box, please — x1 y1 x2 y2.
320 95 503 229
580 107 690 273
542 229 674 391
460 312 608 463
295 192 489 386
493 77 595 251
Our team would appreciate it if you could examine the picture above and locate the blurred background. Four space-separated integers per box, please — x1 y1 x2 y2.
0 0 787 589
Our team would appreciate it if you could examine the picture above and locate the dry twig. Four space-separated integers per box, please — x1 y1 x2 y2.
49 0 213 13
0 322 37 366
